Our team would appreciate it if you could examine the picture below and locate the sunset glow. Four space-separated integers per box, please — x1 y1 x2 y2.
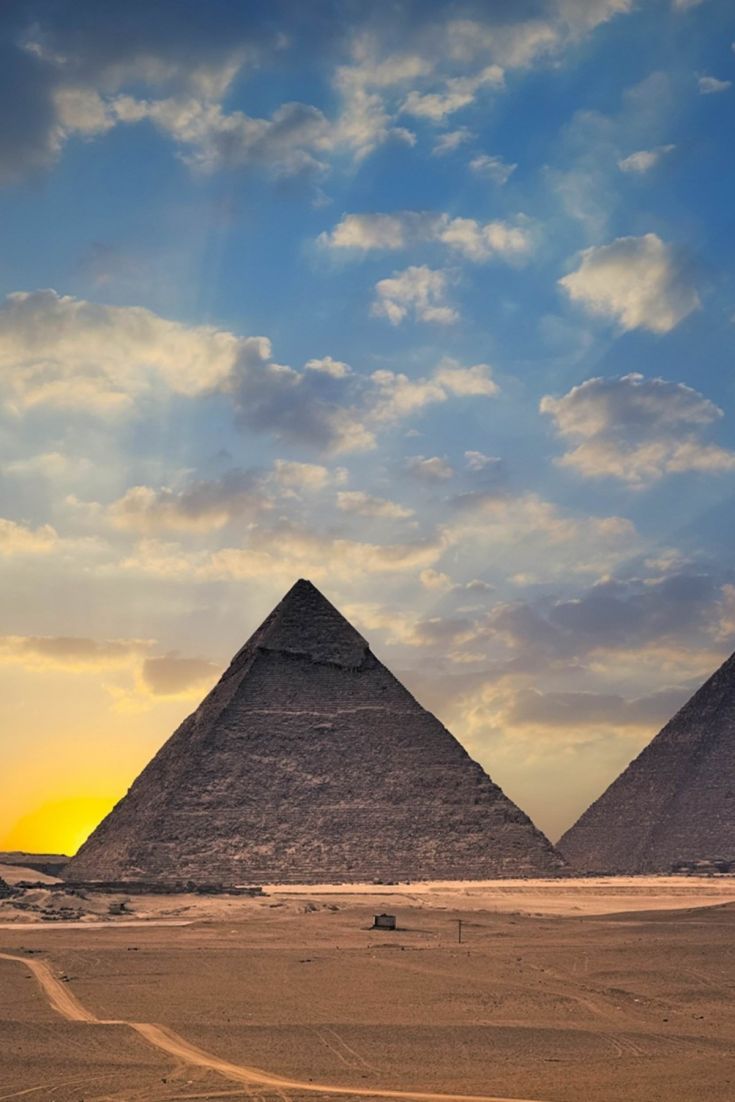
1 0 735 852
2 797 119 858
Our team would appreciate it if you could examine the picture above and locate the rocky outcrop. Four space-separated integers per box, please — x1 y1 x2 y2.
0 877 12 899
559 650 735 873
66 579 564 884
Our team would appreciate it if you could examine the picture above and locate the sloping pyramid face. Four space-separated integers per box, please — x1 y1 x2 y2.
66 580 563 884
559 651 735 873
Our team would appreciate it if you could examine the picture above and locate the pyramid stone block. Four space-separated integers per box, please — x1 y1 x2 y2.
66 580 563 884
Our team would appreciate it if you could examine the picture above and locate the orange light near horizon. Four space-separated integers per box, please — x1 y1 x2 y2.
1 795 118 857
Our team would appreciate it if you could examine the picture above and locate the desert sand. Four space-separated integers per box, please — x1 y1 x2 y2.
2 877 735 1102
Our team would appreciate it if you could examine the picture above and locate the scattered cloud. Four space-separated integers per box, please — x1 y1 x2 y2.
431 127 473 156
304 356 351 378
0 633 149 671
401 65 504 122
0 0 641 191
321 210 532 262
541 374 735 486
506 685 690 729
107 471 270 533
372 265 458 325
272 459 343 493
434 360 498 397
405 455 455 481
469 153 517 184
336 491 414 519
559 233 700 333
0 518 58 555
465 450 500 472
112 94 336 178
0 631 219 701
140 655 220 696
450 492 637 577
419 568 454 591
0 289 242 413
698 75 731 95
618 144 675 173
487 570 730 669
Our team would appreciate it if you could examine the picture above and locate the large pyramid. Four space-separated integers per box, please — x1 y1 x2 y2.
559 650 735 873
66 580 563 884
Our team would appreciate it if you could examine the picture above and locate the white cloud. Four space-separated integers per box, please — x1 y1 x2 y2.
272 459 340 492
5 452 92 480
432 128 473 156
405 455 455 481
368 370 448 419
420 568 453 591
54 87 117 137
435 216 531 261
465 450 499 471
371 266 458 325
0 289 242 413
336 491 414 519
0 633 149 671
140 655 220 697
618 144 675 173
366 360 499 423
433 361 498 397
122 522 445 584
0 289 374 453
698 75 731 94
321 210 532 262
331 39 424 159
0 518 58 555
0 290 503 458
322 211 431 251
455 492 635 549
304 356 351 378
401 65 504 121
1 2 640 189
469 153 517 184
559 233 700 333
556 0 634 30
113 93 334 177
106 472 270 534
0 631 219 700
541 374 735 486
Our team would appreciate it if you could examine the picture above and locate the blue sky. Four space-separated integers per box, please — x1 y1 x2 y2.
1 0 735 852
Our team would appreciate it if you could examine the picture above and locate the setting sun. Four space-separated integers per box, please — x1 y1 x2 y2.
1 796 118 857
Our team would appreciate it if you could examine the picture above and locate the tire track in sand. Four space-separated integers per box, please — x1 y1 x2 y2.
0 952 546 1102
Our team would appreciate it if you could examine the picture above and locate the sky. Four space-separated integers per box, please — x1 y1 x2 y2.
1 0 735 856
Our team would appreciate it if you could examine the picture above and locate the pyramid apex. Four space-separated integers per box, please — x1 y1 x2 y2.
233 577 369 670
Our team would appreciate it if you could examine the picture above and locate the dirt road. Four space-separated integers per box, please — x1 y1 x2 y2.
0 952 545 1102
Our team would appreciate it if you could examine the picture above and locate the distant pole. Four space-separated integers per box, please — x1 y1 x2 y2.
457 919 462 944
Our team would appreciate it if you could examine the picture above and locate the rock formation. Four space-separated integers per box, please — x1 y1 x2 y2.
66 579 563 884
559 650 735 873
0 876 12 899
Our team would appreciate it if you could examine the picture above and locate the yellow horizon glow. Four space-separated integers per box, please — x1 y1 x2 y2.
1 795 118 857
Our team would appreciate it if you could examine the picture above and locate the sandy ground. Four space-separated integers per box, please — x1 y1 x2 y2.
1 878 734 1102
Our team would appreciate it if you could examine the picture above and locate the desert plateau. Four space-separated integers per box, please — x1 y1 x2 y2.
2 874 735 1102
